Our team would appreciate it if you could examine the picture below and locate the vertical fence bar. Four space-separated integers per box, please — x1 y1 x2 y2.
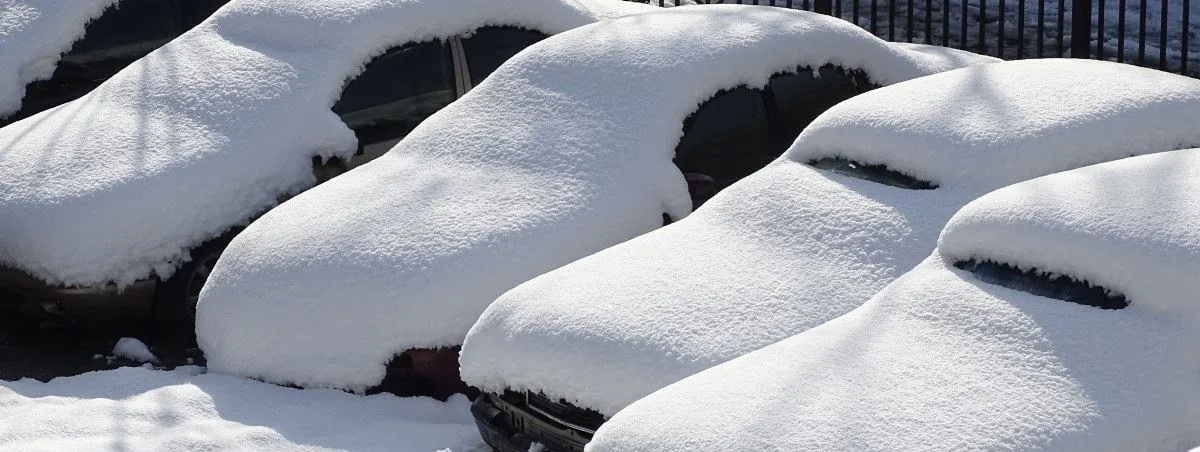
999 0 1006 57
963 0 970 49
1183 0 1191 74
907 0 915 42
1096 0 1105 58
1071 0 1091 58
980 0 988 54
943 0 951 46
925 0 933 43
853 0 860 26
889 0 896 41
787 0 794 8
816 0 833 13
835 0 842 19
1159 0 1169 69
1018 0 1026 58
871 0 878 33
1117 0 1126 61
1037 0 1045 56
1138 0 1147 63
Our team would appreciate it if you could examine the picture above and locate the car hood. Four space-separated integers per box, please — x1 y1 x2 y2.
459 59 1200 416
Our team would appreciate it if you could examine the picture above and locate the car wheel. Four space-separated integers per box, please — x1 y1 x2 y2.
150 228 242 337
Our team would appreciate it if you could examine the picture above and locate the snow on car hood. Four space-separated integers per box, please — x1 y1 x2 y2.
194 5 994 391
0 0 654 288
0 0 117 119
588 149 1200 452
458 59 1200 416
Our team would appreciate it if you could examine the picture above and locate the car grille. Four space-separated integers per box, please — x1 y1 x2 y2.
524 391 606 435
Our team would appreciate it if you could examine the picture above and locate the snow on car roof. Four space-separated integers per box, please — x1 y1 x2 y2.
0 0 655 288
0 0 117 119
194 5 994 391
939 147 1200 316
458 59 1200 417
588 149 1200 452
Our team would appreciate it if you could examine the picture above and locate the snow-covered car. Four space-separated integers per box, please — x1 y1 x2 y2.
194 5 994 398
0 0 655 326
587 146 1200 452
0 0 229 127
457 58 1200 451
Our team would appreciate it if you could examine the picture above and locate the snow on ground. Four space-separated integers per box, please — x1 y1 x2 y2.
0 366 484 451
0 0 653 289
111 337 156 363
196 5 993 392
0 0 117 119
459 58 1200 417
587 148 1200 452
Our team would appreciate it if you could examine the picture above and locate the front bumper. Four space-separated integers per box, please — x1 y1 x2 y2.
0 266 157 320
471 392 602 452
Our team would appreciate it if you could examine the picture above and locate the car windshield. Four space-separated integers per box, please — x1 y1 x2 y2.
807 157 937 190
954 259 1129 309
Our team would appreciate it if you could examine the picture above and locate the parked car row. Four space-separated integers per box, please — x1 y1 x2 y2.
0 1 1197 451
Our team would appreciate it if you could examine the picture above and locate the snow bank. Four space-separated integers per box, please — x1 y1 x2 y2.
0 0 117 119
587 149 1200 452
459 58 1200 417
0 0 653 289
0 366 484 451
111 337 156 363
196 5 993 392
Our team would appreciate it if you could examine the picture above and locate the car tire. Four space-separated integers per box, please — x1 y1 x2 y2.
150 228 243 339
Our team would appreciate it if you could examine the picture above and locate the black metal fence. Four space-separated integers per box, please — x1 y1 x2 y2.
636 0 1197 76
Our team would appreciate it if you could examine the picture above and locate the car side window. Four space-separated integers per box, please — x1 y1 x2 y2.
180 0 228 28
673 87 773 206
766 65 869 149
333 40 456 154
61 0 182 72
459 26 548 87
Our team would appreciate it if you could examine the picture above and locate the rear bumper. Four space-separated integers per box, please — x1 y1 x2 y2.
471 392 596 452
0 266 156 320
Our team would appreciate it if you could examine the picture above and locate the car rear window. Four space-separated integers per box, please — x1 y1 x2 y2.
460 26 548 87
954 259 1129 309
63 0 182 67
767 65 869 149
333 40 456 147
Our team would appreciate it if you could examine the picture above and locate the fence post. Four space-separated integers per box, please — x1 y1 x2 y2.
1071 0 1093 58
815 0 833 13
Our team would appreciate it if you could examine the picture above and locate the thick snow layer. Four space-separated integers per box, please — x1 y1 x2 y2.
0 0 117 119
111 337 156 363
587 150 1200 451
0 0 654 289
196 5 993 392
459 58 1200 417
0 366 484 451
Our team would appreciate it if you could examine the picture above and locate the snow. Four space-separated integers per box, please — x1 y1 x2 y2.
458 58 1200 417
111 337 156 363
0 0 654 290
0 0 117 119
586 149 1200 452
196 5 994 392
0 366 485 451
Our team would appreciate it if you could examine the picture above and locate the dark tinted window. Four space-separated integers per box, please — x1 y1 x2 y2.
674 87 773 205
954 259 1129 309
808 157 937 190
62 0 181 69
333 40 456 148
767 65 869 148
460 26 548 86
180 0 228 27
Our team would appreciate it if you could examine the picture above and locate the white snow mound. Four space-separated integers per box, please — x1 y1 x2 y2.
0 366 484 451
196 5 994 391
459 58 1200 416
0 0 118 119
0 0 654 289
587 149 1200 452
111 337 156 363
